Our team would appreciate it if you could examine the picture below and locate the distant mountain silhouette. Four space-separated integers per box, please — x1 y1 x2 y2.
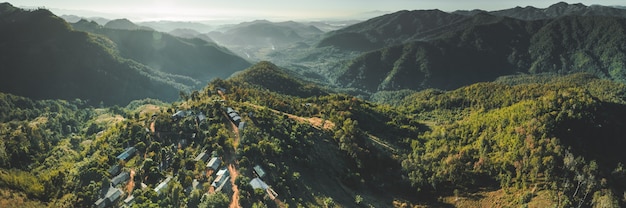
208 20 324 48
138 21 214 33
168 28 215 43
453 2 626 20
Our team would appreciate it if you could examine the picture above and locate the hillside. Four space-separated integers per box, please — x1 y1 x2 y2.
2 67 626 207
278 2 626 98
71 19 251 82
333 12 626 94
317 9 467 51
229 61 329 98
0 3 186 105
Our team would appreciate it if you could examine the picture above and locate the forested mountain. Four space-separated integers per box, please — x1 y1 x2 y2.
71 19 251 82
0 3 185 105
229 61 329 97
333 9 626 94
317 9 466 51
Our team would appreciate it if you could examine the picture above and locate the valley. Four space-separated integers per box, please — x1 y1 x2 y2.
1 1 626 207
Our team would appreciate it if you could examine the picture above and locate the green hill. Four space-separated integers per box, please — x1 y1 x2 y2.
229 61 328 98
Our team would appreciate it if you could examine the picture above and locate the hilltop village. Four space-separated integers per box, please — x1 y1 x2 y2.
94 87 278 208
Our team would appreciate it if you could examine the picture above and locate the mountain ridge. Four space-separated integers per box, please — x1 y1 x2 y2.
320 3 626 96
0 3 186 105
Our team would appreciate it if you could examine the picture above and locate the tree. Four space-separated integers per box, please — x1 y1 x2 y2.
187 189 203 208
180 91 189 101
199 192 229 208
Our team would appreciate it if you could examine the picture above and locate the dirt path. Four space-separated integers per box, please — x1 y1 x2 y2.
126 169 135 197
246 103 335 130
228 164 240 208
150 121 155 133
366 134 398 153
218 90 228 101
222 105 241 208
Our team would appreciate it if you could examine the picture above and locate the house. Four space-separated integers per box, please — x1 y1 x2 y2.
211 168 230 188
172 110 186 119
206 157 221 170
249 177 269 190
238 121 246 131
94 185 123 208
231 116 241 124
123 195 135 207
194 152 209 162
108 164 121 176
253 165 266 178
111 171 130 186
197 112 206 122
226 107 236 114
116 147 137 161
154 176 172 194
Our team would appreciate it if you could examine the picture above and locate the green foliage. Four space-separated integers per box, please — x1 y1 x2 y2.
400 73 626 206
199 192 230 208
327 13 626 98
0 169 45 199
230 61 328 98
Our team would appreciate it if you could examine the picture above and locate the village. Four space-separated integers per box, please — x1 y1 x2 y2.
94 87 278 208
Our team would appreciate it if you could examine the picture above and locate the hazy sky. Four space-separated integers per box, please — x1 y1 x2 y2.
9 0 626 22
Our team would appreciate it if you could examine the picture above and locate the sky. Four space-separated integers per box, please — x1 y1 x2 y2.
8 0 626 22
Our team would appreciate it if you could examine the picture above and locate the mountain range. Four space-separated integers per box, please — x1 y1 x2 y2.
0 3 250 105
455 2 626 20
4 1 626 104
306 2 626 95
